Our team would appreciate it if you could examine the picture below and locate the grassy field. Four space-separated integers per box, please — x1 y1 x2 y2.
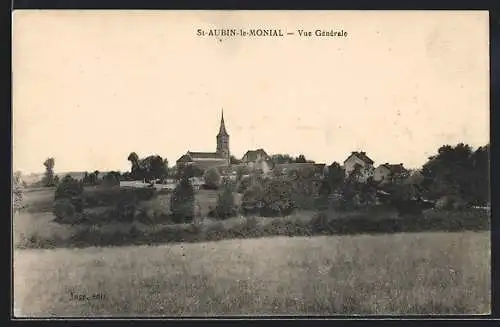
14 231 490 316
13 188 245 248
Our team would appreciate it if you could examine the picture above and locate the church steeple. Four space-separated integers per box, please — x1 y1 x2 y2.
217 109 229 137
216 108 230 164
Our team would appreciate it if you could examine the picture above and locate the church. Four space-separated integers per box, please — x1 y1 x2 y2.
176 110 231 170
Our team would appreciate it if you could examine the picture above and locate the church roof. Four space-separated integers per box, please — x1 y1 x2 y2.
217 110 229 137
188 151 224 159
176 152 228 163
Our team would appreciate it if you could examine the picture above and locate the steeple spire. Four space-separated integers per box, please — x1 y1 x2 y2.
218 108 228 136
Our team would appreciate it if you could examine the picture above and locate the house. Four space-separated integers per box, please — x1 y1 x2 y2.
241 148 275 173
176 110 230 171
343 151 375 182
373 163 408 183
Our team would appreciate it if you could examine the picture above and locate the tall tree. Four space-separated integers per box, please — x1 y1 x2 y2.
139 155 166 182
43 157 55 187
326 162 345 193
295 154 307 163
127 152 142 180
170 177 195 223
421 143 477 202
271 154 294 164
468 144 490 205
13 171 22 186
163 158 169 178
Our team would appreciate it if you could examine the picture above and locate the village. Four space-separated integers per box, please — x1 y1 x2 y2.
120 110 413 197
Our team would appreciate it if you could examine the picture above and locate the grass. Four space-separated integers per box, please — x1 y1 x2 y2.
14 231 490 316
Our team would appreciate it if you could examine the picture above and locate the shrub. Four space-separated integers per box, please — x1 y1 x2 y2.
13 186 23 212
134 187 157 201
52 198 77 223
240 177 298 217
435 195 467 211
114 197 138 222
102 171 121 186
54 175 84 213
203 168 221 189
170 178 195 223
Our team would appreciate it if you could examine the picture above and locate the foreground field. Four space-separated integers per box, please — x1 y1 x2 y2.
14 231 490 316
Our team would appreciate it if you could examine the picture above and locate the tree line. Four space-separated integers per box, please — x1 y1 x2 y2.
28 142 490 211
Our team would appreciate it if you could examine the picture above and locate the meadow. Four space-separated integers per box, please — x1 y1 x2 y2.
13 187 491 316
14 232 490 316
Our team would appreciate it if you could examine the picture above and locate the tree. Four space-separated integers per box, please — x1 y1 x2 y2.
54 175 84 214
13 171 23 212
421 143 475 202
103 171 121 186
170 177 195 223
241 183 265 215
261 178 296 216
270 154 294 164
139 155 166 182
235 165 250 182
13 171 22 185
128 153 169 182
326 162 345 193
42 157 55 187
212 180 236 219
203 168 221 189
127 152 142 180
468 144 490 205
163 158 169 178
230 155 241 165
295 154 307 163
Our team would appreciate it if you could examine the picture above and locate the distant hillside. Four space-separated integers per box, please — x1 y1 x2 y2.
21 171 113 185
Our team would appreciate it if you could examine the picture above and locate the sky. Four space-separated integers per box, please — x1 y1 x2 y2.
13 10 489 174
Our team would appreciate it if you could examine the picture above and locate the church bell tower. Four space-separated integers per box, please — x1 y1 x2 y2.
216 109 230 164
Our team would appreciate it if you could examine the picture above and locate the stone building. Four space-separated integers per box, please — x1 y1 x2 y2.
176 110 230 171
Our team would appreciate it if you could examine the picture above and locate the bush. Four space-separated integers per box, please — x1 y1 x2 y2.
203 168 221 189
52 199 77 223
435 195 467 211
114 197 138 222
13 186 23 212
102 171 121 186
54 175 84 213
239 177 298 217
170 178 195 223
